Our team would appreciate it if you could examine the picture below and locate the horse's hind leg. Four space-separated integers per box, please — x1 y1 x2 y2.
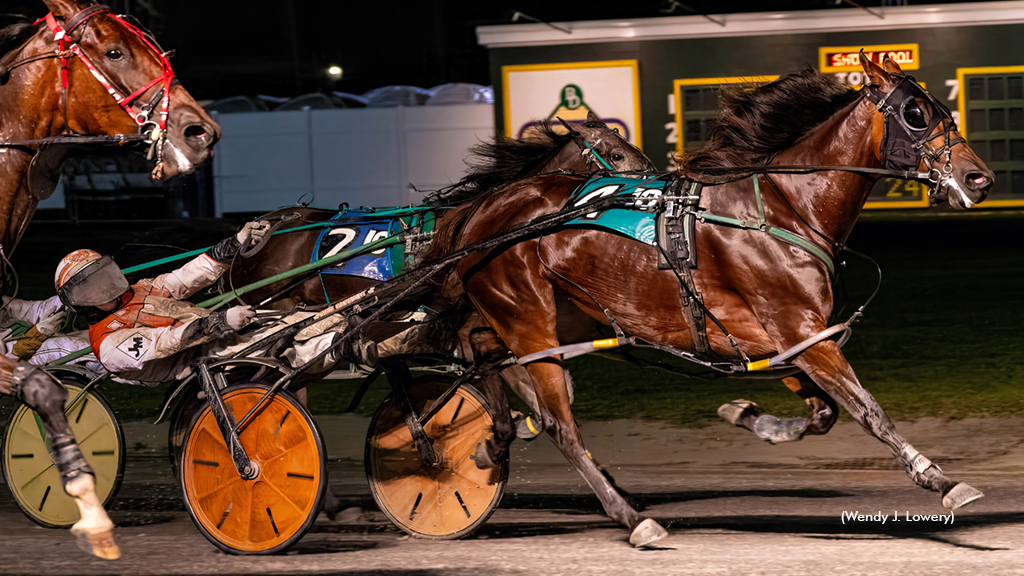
2 361 120 559
792 341 982 510
467 328 515 469
719 372 838 443
526 360 666 546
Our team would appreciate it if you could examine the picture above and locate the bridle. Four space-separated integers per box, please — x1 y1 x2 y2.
0 4 178 177
557 117 657 176
863 73 966 202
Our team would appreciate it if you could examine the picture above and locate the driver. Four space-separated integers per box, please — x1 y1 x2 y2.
54 222 375 385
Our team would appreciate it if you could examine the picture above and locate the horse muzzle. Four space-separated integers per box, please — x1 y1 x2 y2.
159 98 220 178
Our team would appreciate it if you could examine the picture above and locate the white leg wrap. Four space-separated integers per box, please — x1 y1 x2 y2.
901 444 939 475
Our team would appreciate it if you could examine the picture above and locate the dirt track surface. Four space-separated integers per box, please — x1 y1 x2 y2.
3 415 1024 575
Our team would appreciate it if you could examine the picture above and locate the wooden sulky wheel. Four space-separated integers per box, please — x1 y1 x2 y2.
2 381 124 528
366 375 507 539
180 384 326 555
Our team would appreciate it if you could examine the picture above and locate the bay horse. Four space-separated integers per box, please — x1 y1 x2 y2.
0 0 219 559
425 56 994 547
223 113 652 398
218 113 654 517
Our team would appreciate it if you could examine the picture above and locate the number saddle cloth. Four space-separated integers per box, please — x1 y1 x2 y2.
309 207 436 281
562 175 702 270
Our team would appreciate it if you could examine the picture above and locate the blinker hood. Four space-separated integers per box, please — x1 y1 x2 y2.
865 75 955 172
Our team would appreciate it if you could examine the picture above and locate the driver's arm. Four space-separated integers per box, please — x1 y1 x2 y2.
151 221 271 299
95 311 234 372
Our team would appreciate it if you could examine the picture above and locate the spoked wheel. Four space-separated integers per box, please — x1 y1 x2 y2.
366 375 508 539
2 382 124 528
180 384 326 555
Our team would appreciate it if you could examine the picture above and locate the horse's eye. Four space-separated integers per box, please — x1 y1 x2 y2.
903 99 927 130
105 49 124 61
611 154 624 162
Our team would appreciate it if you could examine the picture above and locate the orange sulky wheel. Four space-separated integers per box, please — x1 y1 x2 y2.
365 375 507 539
180 384 326 554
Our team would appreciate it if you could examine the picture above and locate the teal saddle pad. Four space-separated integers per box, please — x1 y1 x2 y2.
562 176 672 245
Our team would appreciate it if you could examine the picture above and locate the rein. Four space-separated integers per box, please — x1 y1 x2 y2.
0 5 177 177
686 164 934 184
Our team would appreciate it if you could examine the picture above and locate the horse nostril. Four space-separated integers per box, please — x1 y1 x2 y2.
184 124 206 140
965 171 993 190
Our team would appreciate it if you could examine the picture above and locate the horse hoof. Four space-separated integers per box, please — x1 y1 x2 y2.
71 526 121 560
752 415 808 444
628 518 668 548
322 489 341 521
470 442 496 470
943 482 984 510
717 399 762 429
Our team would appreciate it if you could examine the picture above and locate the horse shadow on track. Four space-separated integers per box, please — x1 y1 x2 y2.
662 511 1024 551
500 488 849 514
474 491 1024 551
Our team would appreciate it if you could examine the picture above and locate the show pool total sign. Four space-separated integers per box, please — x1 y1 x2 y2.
502 60 642 147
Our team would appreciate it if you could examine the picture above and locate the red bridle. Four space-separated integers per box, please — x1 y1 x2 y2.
32 4 177 175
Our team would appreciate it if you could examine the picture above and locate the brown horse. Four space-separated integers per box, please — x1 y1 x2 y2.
425 57 993 546
0 0 218 559
220 114 654 495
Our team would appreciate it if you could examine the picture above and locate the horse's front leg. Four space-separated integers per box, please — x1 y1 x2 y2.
791 340 983 509
719 372 838 443
2 361 120 559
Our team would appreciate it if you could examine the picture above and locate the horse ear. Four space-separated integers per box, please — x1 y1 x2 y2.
586 110 606 126
860 50 890 88
40 0 93 20
556 116 578 134
881 55 903 75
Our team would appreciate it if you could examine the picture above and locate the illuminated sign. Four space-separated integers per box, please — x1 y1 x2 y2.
819 44 920 73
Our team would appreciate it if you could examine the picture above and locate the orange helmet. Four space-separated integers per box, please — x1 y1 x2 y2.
55 249 129 309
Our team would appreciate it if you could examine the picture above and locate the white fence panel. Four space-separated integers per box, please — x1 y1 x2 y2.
213 104 495 215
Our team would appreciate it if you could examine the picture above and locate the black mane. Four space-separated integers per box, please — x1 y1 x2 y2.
426 119 575 205
0 16 36 61
679 69 862 181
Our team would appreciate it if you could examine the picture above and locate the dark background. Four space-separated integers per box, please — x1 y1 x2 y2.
3 0 998 101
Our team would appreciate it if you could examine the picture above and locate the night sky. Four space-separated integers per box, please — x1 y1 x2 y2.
3 0 1003 101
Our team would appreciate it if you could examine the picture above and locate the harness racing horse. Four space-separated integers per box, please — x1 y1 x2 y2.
425 57 994 547
218 115 654 518
0 0 219 559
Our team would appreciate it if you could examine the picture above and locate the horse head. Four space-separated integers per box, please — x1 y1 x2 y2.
861 53 993 209
558 111 655 174
559 111 655 174
33 0 219 177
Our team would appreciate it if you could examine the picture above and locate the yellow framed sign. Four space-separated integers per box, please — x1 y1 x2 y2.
502 60 642 147
672 76 778 155
956 65 1024 207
